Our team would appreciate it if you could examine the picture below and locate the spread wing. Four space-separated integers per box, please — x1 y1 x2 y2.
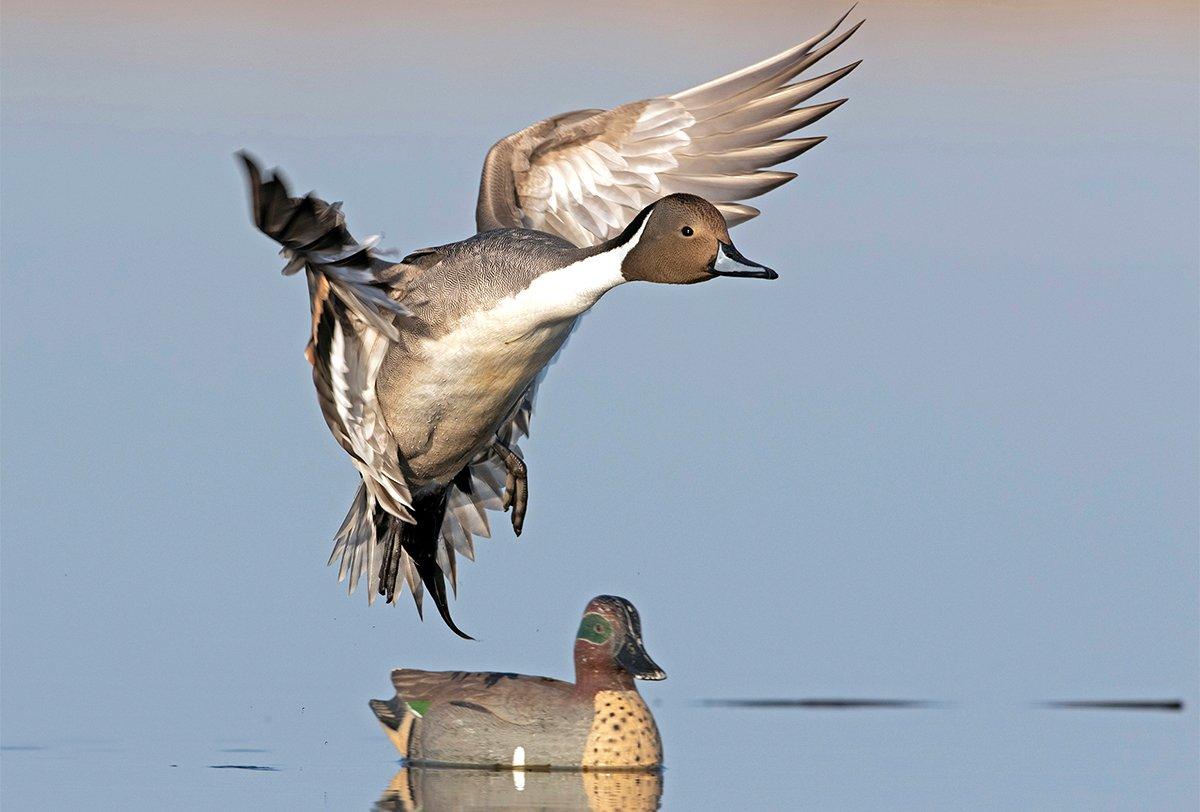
475 9 862 245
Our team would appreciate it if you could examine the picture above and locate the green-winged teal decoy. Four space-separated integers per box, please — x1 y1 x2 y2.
369 596 665 769
240 10 861 637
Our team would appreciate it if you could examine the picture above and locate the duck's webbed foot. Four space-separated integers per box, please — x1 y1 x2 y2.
491 438 528 536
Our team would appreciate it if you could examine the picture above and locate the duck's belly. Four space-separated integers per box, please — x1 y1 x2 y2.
379 316 575 484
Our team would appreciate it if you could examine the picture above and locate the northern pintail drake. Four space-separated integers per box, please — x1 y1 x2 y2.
240 11 861 636
369 595 665 769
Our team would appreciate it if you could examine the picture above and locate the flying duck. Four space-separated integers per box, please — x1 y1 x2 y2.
369 595 665 769
240 10 861 636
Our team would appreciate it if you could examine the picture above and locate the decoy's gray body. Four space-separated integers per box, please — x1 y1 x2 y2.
240 11 861 635
370 596 666 769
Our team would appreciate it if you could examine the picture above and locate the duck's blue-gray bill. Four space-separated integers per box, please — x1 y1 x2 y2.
711 241 778 279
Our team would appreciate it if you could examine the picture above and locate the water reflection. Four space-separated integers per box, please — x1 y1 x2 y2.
375 765 663 811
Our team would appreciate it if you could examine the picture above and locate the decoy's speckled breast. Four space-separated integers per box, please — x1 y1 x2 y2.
240 9 862 637
369 596 666 769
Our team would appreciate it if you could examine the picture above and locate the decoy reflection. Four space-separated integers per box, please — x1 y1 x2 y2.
375 765 663 812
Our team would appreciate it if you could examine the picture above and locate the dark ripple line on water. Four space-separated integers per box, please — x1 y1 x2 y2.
700 698 940 709
1038 700 1185 712
700 698 1187 711
208 764 281 771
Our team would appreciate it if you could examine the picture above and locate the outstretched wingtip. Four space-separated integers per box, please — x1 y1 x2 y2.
842 3 867 25
829 4 866 40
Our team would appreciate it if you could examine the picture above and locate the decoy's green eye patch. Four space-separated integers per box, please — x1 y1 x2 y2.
576 613 613 644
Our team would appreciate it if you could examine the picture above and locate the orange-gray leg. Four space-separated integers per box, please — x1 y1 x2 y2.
491 438 528 536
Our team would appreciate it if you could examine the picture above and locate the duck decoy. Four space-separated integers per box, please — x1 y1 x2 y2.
369 595 666 769
240 10 861 636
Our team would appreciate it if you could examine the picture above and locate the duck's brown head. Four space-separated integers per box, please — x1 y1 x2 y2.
574 595 665 689
615 193 777 285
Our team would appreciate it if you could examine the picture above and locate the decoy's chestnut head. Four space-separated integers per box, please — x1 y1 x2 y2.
574 595 665 684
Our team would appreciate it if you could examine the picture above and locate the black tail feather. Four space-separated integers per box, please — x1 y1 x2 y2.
377 489 474 640
238 151 359 257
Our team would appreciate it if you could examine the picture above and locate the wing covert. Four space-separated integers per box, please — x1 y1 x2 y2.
475 9 863 245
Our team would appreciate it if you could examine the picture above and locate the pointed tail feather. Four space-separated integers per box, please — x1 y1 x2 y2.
377 488 474 640
330 483 471 638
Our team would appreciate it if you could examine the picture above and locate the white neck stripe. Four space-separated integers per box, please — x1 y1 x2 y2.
482 215 651 330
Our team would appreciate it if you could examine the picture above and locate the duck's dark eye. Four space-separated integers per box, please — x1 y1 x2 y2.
681 226 694 237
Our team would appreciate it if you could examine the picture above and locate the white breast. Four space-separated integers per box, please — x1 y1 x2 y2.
391 238 640 480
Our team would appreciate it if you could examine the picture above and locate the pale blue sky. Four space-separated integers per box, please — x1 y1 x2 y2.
2 1 1197 807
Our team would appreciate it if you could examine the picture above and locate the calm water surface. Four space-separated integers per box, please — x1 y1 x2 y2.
2 702 1194 808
